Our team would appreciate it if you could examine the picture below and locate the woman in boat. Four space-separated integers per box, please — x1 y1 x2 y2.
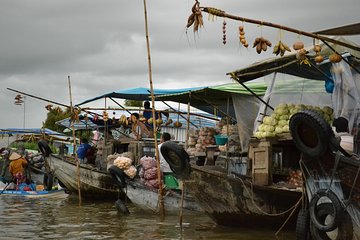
129 113 151 140
8 152 28 185
77 138 92 164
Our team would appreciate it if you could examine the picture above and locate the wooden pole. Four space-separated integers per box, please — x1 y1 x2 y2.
143 0 165 218
202 7 360 51
176 103 181 140
68 76 82 205
185 93 191 149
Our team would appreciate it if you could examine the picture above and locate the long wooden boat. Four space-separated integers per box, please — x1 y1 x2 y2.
185 164 301 228
45 154 124 200
160 141 303 228
108 166 202 213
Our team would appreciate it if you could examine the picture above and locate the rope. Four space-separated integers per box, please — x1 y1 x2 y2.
235 175 302 217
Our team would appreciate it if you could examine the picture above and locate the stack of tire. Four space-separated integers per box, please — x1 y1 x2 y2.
290 110 354 240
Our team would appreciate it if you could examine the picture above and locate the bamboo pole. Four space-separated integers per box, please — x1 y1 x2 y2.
143 0 165 218
201 7 360 52
185 93 191 150
68 76 82 205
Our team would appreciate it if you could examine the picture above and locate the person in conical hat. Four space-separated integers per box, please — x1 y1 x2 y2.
9 152 28 185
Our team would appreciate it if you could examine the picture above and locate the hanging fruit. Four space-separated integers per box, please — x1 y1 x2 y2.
238 25 248 48
273 41 291 56
222 20 227 45
293 41 304 50
253 37 272 54
329 53 342 63
315 55 324 63
103 111 109 122
314 45 322 53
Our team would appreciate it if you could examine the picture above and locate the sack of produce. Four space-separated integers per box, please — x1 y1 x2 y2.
114 156 132 169
124 165 137 179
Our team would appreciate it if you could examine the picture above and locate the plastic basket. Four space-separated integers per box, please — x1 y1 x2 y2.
214 135 228 145
164 174 179 189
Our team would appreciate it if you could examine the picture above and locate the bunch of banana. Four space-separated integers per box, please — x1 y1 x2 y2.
252 37 272 54
273 41 291 56
118 114 128 126
165 118 173 126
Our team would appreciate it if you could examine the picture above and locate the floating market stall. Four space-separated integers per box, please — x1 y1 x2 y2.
163 4 360 237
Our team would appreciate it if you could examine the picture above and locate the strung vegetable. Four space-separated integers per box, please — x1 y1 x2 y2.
314 45 322 53
315 55 324 63
253 37 272 54
273 41 291 56
238 25 248 48
222 20 227 45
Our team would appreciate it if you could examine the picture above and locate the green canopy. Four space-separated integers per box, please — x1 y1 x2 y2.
156 82 267 119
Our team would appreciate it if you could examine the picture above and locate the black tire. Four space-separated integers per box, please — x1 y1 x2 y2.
296 208 311 240
160 141 191 179
108 166 127 188
310 203 353 240
38 140 52 157
289 110 333 158
115 199 130 214
309 189 343 232
43 172 54 191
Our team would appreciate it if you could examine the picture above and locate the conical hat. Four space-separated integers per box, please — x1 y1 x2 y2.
9 152 22 161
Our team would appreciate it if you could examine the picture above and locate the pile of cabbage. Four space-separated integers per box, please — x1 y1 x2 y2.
254 103 333 139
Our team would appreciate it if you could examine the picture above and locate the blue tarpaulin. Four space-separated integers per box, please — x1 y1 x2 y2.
76 87 204 106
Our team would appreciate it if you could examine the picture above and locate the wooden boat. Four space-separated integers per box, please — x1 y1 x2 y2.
45 154 124 200
0 188 67 199
160 141 303 228
108 166 202 213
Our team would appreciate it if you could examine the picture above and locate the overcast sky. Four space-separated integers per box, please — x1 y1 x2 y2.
1 0 359 129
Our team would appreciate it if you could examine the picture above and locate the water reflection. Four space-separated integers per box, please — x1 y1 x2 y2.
0 195 295 239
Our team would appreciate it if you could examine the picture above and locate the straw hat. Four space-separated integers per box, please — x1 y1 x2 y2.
9 152 22 161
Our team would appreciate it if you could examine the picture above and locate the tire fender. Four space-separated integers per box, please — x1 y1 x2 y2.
38 140 52 157
309 189 343 232
108 166 127 188
160 141 191 179
310 203 353 240
43 172 54 191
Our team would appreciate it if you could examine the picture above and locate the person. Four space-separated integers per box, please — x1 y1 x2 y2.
8 152 28 185
77 138 92 164
129 113 151 140
143 101 160 129
158 132 173 173
0 149 12 183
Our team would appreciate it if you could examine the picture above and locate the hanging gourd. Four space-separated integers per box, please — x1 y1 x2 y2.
239 25 248 48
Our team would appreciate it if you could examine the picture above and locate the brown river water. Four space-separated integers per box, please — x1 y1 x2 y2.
0 194 295 240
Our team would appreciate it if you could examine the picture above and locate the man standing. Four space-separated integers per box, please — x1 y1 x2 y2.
77 138 91 164
158 132 172 173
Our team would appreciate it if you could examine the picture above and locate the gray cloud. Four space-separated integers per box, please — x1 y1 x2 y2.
0 0 359 128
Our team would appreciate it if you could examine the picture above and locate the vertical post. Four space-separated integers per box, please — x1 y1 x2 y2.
68 76 82 206
23 96 26 129
143 0 164 218
185 93 191 149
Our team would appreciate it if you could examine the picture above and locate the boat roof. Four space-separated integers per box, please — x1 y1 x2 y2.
227 36 360 82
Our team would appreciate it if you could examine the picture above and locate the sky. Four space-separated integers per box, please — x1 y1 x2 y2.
0 0 359 129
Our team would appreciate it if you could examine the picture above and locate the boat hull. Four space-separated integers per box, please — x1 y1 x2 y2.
46 155 123 200
186 165 302 228
124 180 202 213
0 189 67 198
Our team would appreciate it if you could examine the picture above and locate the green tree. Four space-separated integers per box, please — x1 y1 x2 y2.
124 99 143 107
43 106 71 133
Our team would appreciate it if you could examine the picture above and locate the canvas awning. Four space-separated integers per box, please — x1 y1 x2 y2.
156 82 267 119
228 36 360 82
76 86 204 106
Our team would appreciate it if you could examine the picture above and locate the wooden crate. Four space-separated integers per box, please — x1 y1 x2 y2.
249 140 273 186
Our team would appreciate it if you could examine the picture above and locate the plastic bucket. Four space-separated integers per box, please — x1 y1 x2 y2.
214 135 228 145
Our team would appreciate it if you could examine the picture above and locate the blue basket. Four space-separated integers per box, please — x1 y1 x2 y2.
214 135 228 145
